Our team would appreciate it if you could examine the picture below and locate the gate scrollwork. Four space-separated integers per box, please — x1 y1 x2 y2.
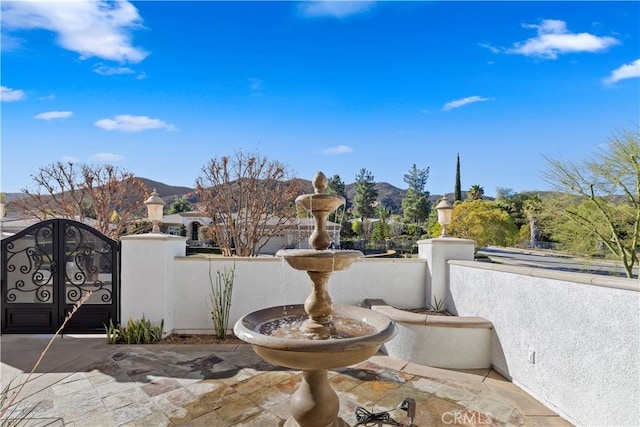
63 223 113 304
4 224 54 303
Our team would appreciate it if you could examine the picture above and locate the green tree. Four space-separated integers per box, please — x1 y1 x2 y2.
454 153 462 202
404 164 429 194
376 203 391 223
541 129 640 278
494 190 544 245
449 200 518 248
467 184 484 201
326 174 346 198
537 194 624 256
523 194 543 247
389 214 405 239
353 168 378 222
495 187 516 201
326 174 348 225
167 195 192 214
371 204 391 241
401 164 430 225
351 219 363 237
426 203 442 238
371 221 391 241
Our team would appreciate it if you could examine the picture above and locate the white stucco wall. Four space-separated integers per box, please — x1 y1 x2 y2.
120 234 187 333
448 260 640 427
172 257 427 334
382 323 492 369
418 238 475 309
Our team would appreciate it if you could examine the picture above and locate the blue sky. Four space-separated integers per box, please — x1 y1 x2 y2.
1 1 638 197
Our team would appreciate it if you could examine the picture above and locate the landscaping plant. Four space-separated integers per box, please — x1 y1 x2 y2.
105 315 164 344
209 262 235 339
431 295 445 312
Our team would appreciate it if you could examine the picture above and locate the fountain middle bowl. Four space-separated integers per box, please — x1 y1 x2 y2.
233 304 397 370
276 249 363 272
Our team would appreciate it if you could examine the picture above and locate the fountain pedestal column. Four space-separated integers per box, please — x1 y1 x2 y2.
302 271 334 338
285 370 348 427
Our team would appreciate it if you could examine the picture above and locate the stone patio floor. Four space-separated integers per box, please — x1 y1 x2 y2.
0 335 572 427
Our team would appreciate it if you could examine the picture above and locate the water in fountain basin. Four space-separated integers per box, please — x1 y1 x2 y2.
258 314 377 340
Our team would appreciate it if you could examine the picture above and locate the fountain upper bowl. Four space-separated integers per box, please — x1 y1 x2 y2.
295 193 345 213
276 249 363 272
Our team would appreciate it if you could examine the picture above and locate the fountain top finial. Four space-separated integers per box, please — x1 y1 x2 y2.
312 171 328 194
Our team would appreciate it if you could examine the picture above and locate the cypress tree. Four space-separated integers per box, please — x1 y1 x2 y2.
454 153 462 202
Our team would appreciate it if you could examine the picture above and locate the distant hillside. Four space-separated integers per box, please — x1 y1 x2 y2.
138 178 195 200
3 177 498 214
345 182 406 213
143 177 414 214
1 192 27 203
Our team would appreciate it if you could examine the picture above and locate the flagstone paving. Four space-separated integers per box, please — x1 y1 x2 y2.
1 335 572 426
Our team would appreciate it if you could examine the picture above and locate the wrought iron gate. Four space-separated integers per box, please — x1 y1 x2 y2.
1 219 119 334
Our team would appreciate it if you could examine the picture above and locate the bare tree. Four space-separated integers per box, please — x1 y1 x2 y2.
20 162 147 238
195 151 304 257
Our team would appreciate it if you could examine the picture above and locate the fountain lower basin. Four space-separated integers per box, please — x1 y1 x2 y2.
233 304 396 370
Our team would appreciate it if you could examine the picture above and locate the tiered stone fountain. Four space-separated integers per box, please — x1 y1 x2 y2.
234 171 396 427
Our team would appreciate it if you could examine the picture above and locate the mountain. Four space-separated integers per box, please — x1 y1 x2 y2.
1 192 27 203
345 182 406 213
5 177 490 215
138 178 195 201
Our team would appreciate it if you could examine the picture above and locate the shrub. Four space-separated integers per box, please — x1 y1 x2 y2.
209 262 236 339
105 315 164 344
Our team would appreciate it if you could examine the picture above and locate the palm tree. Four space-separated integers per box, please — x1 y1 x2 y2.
523 194 542 248
467 185 485 201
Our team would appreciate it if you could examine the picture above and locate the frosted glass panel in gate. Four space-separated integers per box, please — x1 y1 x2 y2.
4 224 55 304
63 222 114 305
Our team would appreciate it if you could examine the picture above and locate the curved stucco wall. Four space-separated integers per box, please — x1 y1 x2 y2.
448 260 639 427
382 322 492 369
172 257 427 334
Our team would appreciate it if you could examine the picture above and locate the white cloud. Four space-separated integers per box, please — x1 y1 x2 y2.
509 19 618 59
94 115 176 132
322 145 354 155
34 111 73 120
91 153 125 162
478 43 501 54
1 0 147 63
603 58 640 85
1 86 25 102
442 96 491 111
298 1 374 19
94 64 136 76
